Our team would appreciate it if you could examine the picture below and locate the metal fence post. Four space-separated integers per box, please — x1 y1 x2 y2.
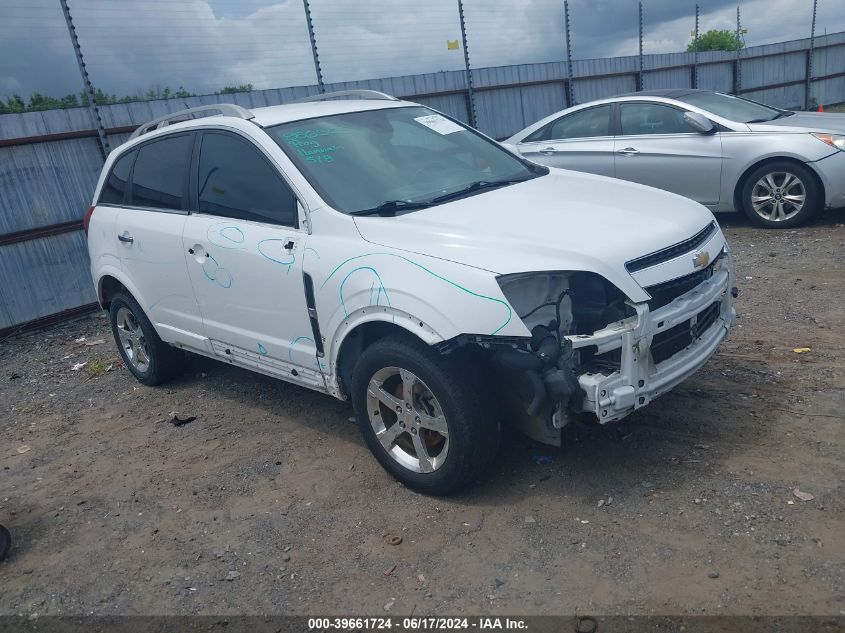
805 0 818 110
59 0 109 158
456 0 477 127
692 4 700 89
734 6 743 94
564 0 575 106
302 0 325 93
637 2 644 92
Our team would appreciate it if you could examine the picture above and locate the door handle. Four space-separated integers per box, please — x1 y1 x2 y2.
284 240 295 251
539 147 557 155
617 147 639 156
117 233 134 243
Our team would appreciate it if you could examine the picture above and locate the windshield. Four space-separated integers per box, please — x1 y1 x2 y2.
676 91 784 123
267 106 543 215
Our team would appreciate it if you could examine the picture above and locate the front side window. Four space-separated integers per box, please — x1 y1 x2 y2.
620 103 692 136
266 106 542 215
530 105 612 142
100 149 135 205
130 134 192 210
197 132 297 226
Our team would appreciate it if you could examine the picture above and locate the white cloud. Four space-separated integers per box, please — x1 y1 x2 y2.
1 0 842 99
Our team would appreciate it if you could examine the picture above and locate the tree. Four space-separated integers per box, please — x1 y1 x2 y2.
217 84 253 94
688 29 744 52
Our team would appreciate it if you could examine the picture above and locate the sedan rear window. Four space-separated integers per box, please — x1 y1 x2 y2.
130 134 193 211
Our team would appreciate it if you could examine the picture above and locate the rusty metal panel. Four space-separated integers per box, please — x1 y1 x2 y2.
645 67 692 91
0 137 103 234
698 63 734 94
742 51 807 90
412 94 469 124
475 87 525 139
0 230 96 329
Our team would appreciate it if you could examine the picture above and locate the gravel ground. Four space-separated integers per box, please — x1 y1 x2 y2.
0 211 843 617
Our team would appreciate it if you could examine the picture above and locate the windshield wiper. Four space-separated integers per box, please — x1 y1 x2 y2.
350 199 432 217
428 177 532 205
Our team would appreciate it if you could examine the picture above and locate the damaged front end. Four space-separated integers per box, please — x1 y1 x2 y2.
443 247 736 446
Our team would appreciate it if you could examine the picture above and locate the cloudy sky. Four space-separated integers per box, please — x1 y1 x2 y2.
1 0 843 100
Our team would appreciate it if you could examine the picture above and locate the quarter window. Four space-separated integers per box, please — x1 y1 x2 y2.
527 105 611 142
130 134 192 210
620 103 691 135
197 133 297 227
99 149 135 205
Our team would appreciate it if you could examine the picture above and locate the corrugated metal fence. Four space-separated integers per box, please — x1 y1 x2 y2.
1 31 844 333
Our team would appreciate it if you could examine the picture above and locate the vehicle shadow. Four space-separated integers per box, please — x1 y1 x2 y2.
715 205 844 229
173 346 782 506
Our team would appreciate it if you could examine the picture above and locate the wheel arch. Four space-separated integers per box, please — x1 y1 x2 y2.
330 310 443 399
95 266 146 311
732 156 825 212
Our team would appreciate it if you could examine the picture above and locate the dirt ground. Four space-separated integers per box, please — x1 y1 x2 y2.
1 211 843 617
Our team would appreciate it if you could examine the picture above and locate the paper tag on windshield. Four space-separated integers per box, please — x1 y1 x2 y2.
414 114 464 135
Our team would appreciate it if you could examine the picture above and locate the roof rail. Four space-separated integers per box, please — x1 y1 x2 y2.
129 103 255 140
289 89 399 104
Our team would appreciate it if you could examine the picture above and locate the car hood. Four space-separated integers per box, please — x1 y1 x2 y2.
352 169 719 302
748 111 845 134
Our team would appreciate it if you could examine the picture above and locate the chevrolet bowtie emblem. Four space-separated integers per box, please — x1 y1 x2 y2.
692 250 710 270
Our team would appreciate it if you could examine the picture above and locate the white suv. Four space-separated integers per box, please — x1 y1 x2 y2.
85 90 736 494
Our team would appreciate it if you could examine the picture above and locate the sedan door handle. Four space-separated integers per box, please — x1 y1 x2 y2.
617 147 639 156
117 233 134 243
539 147 557 155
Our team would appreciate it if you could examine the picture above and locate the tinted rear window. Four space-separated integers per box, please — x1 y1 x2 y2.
130 134 193 210
99 150 135 205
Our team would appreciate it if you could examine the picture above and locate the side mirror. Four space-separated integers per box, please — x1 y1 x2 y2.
499 141 521 155
683 111 716 134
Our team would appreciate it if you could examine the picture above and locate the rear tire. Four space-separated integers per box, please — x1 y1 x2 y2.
109 291 184 386
351 335 499 495
740 161 822 228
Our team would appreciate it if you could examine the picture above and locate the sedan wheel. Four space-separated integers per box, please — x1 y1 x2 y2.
740 161 821 228
750 171 806 223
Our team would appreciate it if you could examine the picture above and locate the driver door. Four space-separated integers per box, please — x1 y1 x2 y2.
182 130 323 388
614 102 723 206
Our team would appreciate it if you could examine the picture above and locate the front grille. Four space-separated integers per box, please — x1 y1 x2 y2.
650 302 721 365
644 250 722 311
625 221 717 273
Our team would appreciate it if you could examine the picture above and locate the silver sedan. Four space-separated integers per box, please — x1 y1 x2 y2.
506 89 845 228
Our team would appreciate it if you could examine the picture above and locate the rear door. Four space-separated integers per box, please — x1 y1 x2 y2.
181 130 322 386
614 101 723 205
114 132 205 346
516 104 615 177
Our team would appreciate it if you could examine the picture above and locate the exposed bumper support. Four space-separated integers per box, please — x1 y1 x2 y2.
568 266 735 423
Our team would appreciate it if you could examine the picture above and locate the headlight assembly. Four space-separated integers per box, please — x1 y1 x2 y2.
497 271 634 336
811 133 845 151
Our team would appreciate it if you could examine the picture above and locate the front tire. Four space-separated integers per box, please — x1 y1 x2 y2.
109 291 184 386
351 335 499 495
740 161 822 228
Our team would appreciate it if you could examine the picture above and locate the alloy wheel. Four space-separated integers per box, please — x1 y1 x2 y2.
115 306 151 373
750 171 806 222
366 366 449 473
